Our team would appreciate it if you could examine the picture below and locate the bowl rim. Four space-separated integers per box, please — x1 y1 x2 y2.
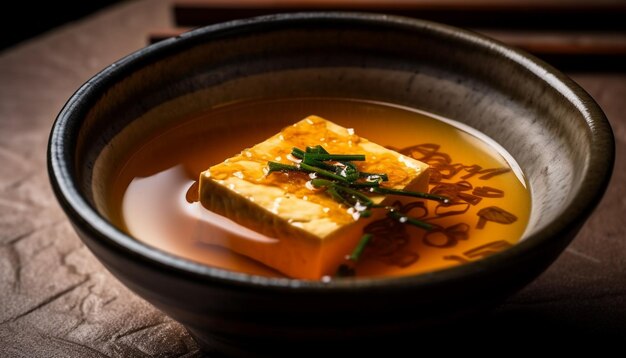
48 12 614 293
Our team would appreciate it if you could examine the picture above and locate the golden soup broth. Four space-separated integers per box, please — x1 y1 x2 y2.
109 98 530 279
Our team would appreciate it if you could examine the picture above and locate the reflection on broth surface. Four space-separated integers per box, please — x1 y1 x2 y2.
110 98 530 280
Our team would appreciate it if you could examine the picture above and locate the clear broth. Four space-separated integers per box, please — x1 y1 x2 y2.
109 98 531 279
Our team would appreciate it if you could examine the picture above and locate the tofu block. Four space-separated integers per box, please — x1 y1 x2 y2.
199 115 429 279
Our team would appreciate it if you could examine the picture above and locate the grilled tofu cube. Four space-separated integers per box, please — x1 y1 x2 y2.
199 116 429 279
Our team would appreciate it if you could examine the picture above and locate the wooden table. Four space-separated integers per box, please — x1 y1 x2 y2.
0 1 624 355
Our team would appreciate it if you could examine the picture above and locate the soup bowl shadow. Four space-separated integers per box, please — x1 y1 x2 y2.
48 13 613 355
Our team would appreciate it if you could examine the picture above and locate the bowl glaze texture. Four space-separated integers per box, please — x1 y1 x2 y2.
48 13 614 355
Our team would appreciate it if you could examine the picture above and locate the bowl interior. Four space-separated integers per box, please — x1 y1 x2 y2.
62 14 610 283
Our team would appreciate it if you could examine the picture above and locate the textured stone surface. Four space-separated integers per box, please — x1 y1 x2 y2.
0 1 201 356
0 1 625 356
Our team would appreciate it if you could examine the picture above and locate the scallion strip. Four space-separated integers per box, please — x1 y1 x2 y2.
306 145 329 154
309 178 334 188
335 184 374 207
267 161 300 174
291 147 305 159
302 157 337 171
360 172 389 182
300 162 349 182
349 233 373 262
337 161 359 182
388 211 434 230
348 181 381 188
304 153 366 162
372 187 450 204
312 179 373 209
327 186 352 207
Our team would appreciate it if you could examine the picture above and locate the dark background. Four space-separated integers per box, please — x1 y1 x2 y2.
1 1 122 50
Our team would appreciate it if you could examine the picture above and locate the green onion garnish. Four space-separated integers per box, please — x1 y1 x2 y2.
347 181 381 188
291 147 305 159
372 187 450 204
267 161 299 174
299 162 349 183
306 145 329 154
388 211 434 231
304 153 365 162
336 161 359 182
360 172 389 182
302 156 337 171
327 186 353 207
312 179 373 208
349 233 373 262
334 184 374 207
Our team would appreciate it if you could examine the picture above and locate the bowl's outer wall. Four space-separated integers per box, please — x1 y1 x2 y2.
73 219 582 353
49 13 614 353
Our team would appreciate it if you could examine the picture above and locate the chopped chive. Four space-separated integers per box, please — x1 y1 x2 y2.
388 211 434 230
360 172 389 182
312 179 373 208
348 181 381 188
300 162 349 182
336 161 359 182
267 161 300 174
334 184 374 207
306 145 329 154
327 186 353 207
291 147 305 159
335 232 374 277
372 187 450 204
304 153 366 162
349 233 373 262
302 157 337 171
310 178 334 187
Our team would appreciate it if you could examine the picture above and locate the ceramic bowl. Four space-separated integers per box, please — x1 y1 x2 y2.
48 13 614 355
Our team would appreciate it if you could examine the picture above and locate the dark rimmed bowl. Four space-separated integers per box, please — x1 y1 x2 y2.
48 12 614 355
